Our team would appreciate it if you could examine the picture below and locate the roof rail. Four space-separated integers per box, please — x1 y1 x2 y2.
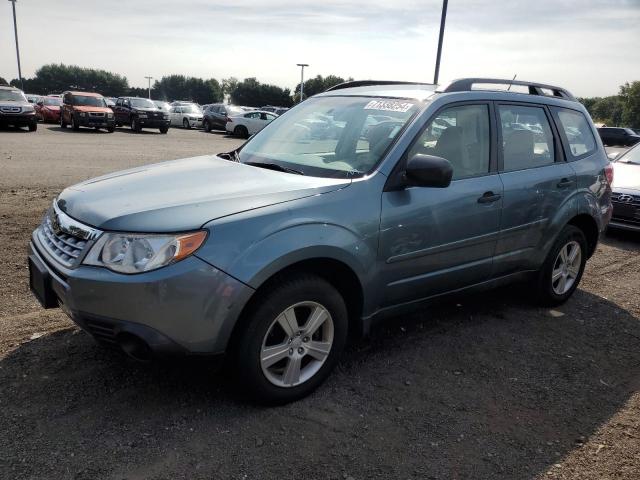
326 80 434 92
441 78 576 101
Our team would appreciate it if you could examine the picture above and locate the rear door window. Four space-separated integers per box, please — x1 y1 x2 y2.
498 105 555 171
551 108 597 158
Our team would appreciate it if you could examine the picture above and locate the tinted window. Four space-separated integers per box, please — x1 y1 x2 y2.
499 105 554 171
553 108 596 158
409 104 490 180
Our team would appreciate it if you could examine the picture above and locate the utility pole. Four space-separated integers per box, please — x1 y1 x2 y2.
296 63 308 103
433 0 448 85
144 76 153 99
8 0 23 91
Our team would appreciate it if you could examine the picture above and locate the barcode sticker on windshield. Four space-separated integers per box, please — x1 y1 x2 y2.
364 100 413 113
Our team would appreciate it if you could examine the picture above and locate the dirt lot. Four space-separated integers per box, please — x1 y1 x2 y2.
1 125 639 479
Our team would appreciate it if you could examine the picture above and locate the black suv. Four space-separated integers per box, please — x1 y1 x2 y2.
112 97 170 133
597 127 640 147
203 104 247 132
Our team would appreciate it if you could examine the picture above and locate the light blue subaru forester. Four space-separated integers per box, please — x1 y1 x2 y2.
29 78 613 403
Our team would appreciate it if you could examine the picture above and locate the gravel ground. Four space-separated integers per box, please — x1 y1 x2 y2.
0 125 639 479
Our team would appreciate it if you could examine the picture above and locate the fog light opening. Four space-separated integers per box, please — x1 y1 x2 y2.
117 332 152 362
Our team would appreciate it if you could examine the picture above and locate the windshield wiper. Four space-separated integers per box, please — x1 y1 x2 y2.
216 150 240 162
245 161 304 175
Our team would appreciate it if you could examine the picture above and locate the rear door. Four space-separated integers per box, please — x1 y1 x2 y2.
378 102 502 306
492 102 576 276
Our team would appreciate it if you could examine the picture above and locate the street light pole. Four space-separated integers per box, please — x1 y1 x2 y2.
8 0 23 91
433 0 448 85
144 76 153 99
296 63 308 103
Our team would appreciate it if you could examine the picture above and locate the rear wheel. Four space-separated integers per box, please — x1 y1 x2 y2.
234 274 348 404
183 118 190 129
535 225 587 306
234 125 249 138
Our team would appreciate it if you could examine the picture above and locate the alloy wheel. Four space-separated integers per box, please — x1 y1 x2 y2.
260 301 334 388
551 240 582 295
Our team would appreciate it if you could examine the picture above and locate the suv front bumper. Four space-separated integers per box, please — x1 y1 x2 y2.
77 115 115 128
0 112 37 126
138 117 170 128
28 237 254 355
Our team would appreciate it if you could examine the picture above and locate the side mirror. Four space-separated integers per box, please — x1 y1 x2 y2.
404 154 453 188
607 152 620 161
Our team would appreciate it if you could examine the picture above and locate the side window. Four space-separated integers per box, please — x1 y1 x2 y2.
409 104 491 180
63 93 71 105
123 99 130 107
116 98 122 106
499 105 555 172
552 108 596 158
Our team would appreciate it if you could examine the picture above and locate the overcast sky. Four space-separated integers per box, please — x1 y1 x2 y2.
1 0 639 97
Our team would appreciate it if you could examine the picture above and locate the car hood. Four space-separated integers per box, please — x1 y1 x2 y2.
43 105 60 111
612 162 640 191
72 105 112 113
57 156 350 232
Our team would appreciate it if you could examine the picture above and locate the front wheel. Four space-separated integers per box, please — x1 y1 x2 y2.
203 119 211 132
107 125 115 133
183 118 190 129
28 122 37 132
234 274 348 404
535 225 587 306
60 113 67 129
159 126 168 134
72 115 80 131
131 117 141 132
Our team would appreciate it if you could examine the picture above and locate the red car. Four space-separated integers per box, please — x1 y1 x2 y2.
35 96 63 123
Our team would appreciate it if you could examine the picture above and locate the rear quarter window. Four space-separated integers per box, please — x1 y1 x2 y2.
552 108 597 159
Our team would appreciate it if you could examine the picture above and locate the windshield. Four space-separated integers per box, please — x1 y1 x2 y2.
238 96 419 178
617 145 640 165
43 97 62 106
131 98 156 108
72 95 106 107
154 101 170 110
183 105 202 113
0 89 27 102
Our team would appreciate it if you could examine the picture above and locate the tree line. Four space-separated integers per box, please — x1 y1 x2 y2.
579 81 640 129
1 64 351 107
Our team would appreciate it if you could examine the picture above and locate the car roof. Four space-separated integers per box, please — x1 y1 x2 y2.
0 85 21 91
66 91 103 97
316 83 437 102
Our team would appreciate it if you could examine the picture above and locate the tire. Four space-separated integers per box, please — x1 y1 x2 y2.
60 113 67 129
234 274 348 404
107 125 115 133
203 119 211 132
72 115 80 131
234 125 249 138
183 118 190 129
28 122 37 132
159 126 168 134
131 117 141 132
535 225 587 306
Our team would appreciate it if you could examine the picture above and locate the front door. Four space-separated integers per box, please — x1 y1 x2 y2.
379 102 502 308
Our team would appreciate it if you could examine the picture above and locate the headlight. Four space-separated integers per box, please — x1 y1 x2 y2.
83 231 207 274
163 114 169 119
23 105 35 112
138 113 147 118
79 112 86 117
107 112 114 118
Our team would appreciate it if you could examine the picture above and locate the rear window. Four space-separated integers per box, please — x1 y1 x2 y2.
552 108 597 158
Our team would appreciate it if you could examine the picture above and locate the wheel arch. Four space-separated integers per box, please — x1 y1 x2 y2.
568 213 599 257
227 256 365 353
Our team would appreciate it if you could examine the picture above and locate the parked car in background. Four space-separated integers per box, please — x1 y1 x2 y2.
153 100 171 112
226 110 278 137
203 104 248 131
25 94 40 104
35 96 63 123
0 85 37 131
597 127 640 147
261 106 289 115
112 97 170 133
105 97 116 107
609 143 640 231
60 91 115 132
27 78 612 404
169 104 203 129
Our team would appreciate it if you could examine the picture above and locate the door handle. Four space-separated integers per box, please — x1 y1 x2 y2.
557 178 574 188
477 191 502 204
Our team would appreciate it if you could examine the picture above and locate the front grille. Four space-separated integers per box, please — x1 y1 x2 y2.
1 106 21 113
89 112 105 117
611 192 640 206
38 215 88 268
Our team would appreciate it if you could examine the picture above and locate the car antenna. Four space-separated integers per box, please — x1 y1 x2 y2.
507 74 517 91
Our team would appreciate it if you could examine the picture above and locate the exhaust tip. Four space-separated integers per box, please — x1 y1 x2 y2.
117 332 152 362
